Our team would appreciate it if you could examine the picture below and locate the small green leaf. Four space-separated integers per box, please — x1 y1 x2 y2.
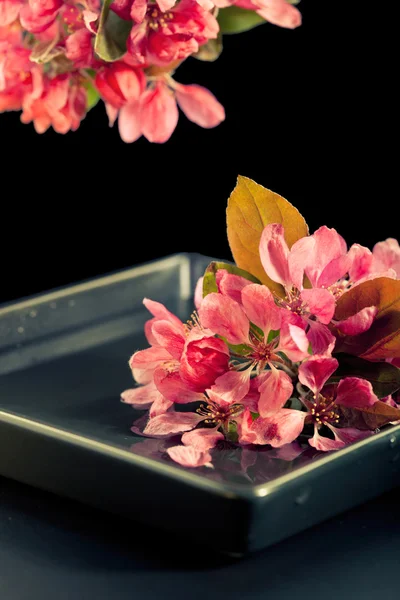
217 7 266 35
329 354 400 399
94 0 132 62
203 261 260 298
226 420 238 443
194 33 223 62
250 412 260 421
267 330 279 343
227 342 252 356
84 81 100 111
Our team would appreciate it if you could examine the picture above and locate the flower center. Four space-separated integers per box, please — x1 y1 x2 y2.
249 338 277 364
310 394 340 426
196 400 243 425
147 8 174 30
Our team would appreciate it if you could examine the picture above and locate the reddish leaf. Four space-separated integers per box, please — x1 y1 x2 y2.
341 400 400 430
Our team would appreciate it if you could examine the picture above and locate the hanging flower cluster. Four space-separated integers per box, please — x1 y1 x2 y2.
122 176 400 468
0 0 301 141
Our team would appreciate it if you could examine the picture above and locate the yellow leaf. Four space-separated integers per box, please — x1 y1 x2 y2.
226 176 309 295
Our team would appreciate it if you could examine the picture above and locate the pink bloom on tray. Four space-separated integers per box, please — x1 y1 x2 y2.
127 298 230 406
199 283 309 410
258 223 393 353
298 355 377 451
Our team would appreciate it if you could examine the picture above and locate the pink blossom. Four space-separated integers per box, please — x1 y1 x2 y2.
127 0 218 66
298 356 378 451
175 83 225 128
140 80 179 142
238 407 306 447
373 238 400 277
235 0 301 29
21 71 87 134
199 285 309 406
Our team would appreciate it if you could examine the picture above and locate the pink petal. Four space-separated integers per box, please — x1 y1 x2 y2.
211 367 252 404
105 103 118 127
298 355 339 395
144 317 159 346
157 0 176 10
241 284 282 334
307 320 336 355
181 427 223 451
194 276 204 310
240 409 306 447
143 412 203 436
336 377 378 409
149 395 174 418
288 236 315 290
277 319 309 362
308 427 345 451
336 305 378 336
305 226 347 288
198 293 250 345
151 320 186 360
118 101 142 143
140 82 179 144
180 332 229 392
255 0 301 29
153 364 203 404
143 298 183 328
259 223 291 288
121 382 160 407
301 288 336 325
175 83 225 129
373 238 400 277
258 366 293 416
0 0 22 26
130 0 147 22
167 445 213 468
317 255 352 289
216 270 252 304
241 377 261 412
348 244 374 283
83 9 98 33
129 347 172 383
327 424 373 445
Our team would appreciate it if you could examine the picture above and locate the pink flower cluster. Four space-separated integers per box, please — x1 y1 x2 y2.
0 0 301 141
122 227 400 468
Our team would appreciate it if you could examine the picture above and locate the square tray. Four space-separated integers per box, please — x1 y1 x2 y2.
1 253 400 555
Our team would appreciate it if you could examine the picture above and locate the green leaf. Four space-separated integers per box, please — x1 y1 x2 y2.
226 420 238 443
84 81 100 111
217 7 266 35
94 0 132 62
227 342 252 356
194 33 223 62
267 329 279 343
328 354 400 399
203 260 260 298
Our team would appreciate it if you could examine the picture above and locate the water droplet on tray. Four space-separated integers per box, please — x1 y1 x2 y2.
389 436 397 448
50 302 57 309
68 299 76 307
295 489 310 505
17 326 24 334
29 309 38 318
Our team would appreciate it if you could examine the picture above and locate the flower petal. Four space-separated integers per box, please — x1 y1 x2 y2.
152 319 186 360
288 236 315 290
175 83 225 129
211 367 252 404
259 223 291 288
327 424 373 445
216 270 251 304
121 382 160 407
240 408 306 448
149 395 174 418
199 293 250 345
241 284 282 333
180 332 229 392
277 316 309 362
336 377 378 409
305 226 347 287
301 288 336 325
154 364 203 404
308 427 345 451
336 306 378 336
258 367 293 416
181 427 223 451
298 355 339 395
129 347 172 383
194 276 204 310
118 101 142 143
143 298 183 328
307 320 336 355
167 445 213 468
143 412 203 436
317 255 352 289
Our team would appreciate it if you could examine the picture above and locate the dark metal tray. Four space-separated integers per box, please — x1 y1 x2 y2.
1 253 399 555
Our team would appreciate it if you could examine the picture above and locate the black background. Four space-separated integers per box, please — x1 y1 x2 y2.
0 1 393 304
